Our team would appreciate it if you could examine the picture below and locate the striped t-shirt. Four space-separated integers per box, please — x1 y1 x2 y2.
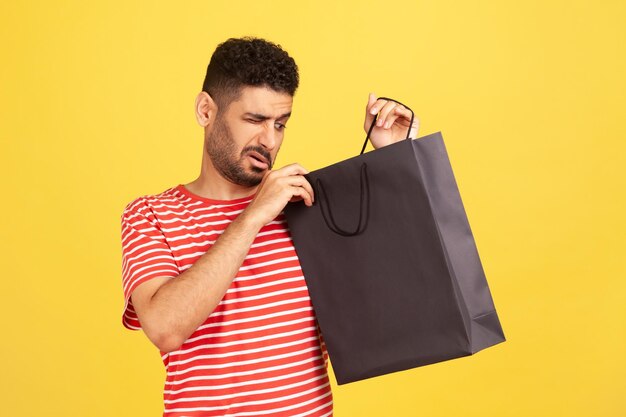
120 184 333 416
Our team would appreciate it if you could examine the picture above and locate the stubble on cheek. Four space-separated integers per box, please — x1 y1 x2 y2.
205 119 265 187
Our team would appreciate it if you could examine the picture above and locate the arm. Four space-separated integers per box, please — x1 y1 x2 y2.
129 164 315 353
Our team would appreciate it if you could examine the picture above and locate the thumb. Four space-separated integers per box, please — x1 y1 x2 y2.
364 92 377 131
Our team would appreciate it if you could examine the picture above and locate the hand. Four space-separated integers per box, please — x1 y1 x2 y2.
243 163 315 228
364 93 420 150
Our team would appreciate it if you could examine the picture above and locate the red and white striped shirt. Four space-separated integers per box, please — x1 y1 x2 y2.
120 184 333 416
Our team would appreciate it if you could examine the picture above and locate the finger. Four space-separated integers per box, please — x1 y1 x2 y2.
289 195 303 204
286 175 315 203
274 163 309 177
366 98 388 131
369 98 388 117
409 116 420 138
376 101 399 127
385 106 411 129
393 106 419 137
366 92 377 112
393 105 412 123
390 106 419 134
290 186 313 207
364 92 377 131
384 113 401 130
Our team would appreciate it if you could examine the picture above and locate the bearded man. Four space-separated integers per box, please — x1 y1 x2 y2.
120 37 418 416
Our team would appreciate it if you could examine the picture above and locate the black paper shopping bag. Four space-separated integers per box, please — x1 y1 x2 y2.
283 98 505 385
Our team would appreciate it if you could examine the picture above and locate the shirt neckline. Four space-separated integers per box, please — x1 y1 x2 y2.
175 184 256 205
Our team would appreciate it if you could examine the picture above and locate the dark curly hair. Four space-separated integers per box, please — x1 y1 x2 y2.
201 37 299 110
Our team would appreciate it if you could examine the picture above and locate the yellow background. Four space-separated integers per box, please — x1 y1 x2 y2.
1 1 624 416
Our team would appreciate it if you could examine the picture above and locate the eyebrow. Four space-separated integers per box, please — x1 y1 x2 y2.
244 112 292 121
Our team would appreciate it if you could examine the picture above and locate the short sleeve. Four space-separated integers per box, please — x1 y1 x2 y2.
120 197 179 330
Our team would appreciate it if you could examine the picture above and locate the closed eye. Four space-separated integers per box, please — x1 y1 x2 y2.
243 115 287 130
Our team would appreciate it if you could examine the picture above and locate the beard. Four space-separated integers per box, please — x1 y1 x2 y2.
205 114 273 187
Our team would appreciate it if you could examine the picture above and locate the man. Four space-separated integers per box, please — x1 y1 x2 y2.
121 37 419 416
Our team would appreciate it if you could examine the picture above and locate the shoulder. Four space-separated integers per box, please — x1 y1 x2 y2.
120 185 180 223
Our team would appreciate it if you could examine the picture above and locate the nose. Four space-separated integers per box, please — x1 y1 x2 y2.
258 121 277 151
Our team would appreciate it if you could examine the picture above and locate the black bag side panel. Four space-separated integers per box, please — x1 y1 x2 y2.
411 132 506 352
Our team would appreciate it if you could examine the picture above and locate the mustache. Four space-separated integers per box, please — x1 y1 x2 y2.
241 146 272 167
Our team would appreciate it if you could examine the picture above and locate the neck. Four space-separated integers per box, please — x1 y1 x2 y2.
184 151 258 201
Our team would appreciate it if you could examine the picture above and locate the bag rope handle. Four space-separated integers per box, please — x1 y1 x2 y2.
315 163 370 237
360 96 415 155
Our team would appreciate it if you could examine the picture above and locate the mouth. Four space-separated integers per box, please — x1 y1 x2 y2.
246 151 270 170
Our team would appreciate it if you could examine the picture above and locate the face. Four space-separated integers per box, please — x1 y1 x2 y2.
205 86 293 187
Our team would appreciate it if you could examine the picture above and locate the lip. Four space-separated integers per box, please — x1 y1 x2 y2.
247 152 270 169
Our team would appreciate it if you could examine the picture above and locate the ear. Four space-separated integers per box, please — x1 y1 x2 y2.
195 91 217 127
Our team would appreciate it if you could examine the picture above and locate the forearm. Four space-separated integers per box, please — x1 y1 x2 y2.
142 210 263 352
